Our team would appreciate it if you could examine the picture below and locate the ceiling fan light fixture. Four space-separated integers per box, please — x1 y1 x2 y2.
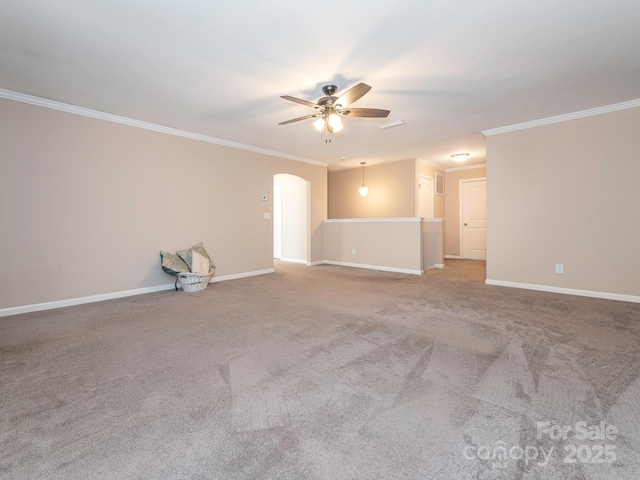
328 113 342 129
451 153 470 162
313 117 325 131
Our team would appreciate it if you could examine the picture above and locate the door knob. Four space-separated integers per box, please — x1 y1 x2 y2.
464 223 468 226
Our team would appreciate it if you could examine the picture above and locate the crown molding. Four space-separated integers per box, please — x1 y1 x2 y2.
482 98 640 136
0 88 328 167
445 163 487 173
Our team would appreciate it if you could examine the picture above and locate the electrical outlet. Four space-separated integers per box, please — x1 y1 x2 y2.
352 248 356 255
555 264 564 274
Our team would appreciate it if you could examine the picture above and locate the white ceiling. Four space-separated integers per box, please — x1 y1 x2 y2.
2 0 640 170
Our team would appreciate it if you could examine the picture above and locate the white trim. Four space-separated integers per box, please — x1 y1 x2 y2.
0 283 175 318
0 88 327 167
0 268 275 317
278 258 307 264
323 260 423 275
446 163 487 173
210 268 274 282
482 99 640 136
445 255 463 259
421 218 444 223
324 217 421 223
424 263 445 270
308 260 324 266
485 279 640 304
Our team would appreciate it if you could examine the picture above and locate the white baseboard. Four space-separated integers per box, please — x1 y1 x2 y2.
423 264 444 270
1 268 275 318
278 258 307 265
209 268 274 283
308 260 324 266
445 255 463 259
323 260 423 275
485 279 640 304
0 283 176 318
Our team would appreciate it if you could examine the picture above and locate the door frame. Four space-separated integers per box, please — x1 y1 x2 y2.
418 175 434 219
273 180 282 259
273 174 311 265
459 177 487 259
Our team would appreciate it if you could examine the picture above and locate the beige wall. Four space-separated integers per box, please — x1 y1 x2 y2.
444 166 487 257
486 107 640 297
0 98 327 310
323 219 423 273
328 159 416 218
422 219 445 269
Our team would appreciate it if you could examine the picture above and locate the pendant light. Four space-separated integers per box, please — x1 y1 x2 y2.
359 162 368 197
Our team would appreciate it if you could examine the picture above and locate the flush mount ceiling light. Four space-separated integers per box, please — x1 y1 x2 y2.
451 153 470 162
359 162 368 197
377 120 405 129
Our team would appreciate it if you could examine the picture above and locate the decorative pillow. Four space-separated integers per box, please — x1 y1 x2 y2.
160 251 190 275
190 250 210 274
177 242 215 271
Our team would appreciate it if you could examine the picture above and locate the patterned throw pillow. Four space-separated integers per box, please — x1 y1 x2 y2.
177 242 216 272
160 251 190 275
190 251 210 274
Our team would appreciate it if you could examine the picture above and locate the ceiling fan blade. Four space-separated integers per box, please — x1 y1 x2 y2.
280 95 318 109
336 83 372 106
342 108 390 118
278 114 318 125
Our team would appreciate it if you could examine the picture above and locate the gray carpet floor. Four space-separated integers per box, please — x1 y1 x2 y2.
1 260 639 479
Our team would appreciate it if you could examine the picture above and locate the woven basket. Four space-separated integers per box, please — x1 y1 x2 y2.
176 266 215 292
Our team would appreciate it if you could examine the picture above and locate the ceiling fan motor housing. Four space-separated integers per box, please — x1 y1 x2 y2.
321 85 338 96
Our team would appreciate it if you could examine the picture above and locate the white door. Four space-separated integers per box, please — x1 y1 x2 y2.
418 175 433 219
461 179 487 260
273 181 282 259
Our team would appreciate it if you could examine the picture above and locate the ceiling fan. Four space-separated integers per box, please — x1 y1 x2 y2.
278 83 390 133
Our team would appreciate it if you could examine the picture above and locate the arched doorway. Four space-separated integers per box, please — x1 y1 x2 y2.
273 174 310 264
